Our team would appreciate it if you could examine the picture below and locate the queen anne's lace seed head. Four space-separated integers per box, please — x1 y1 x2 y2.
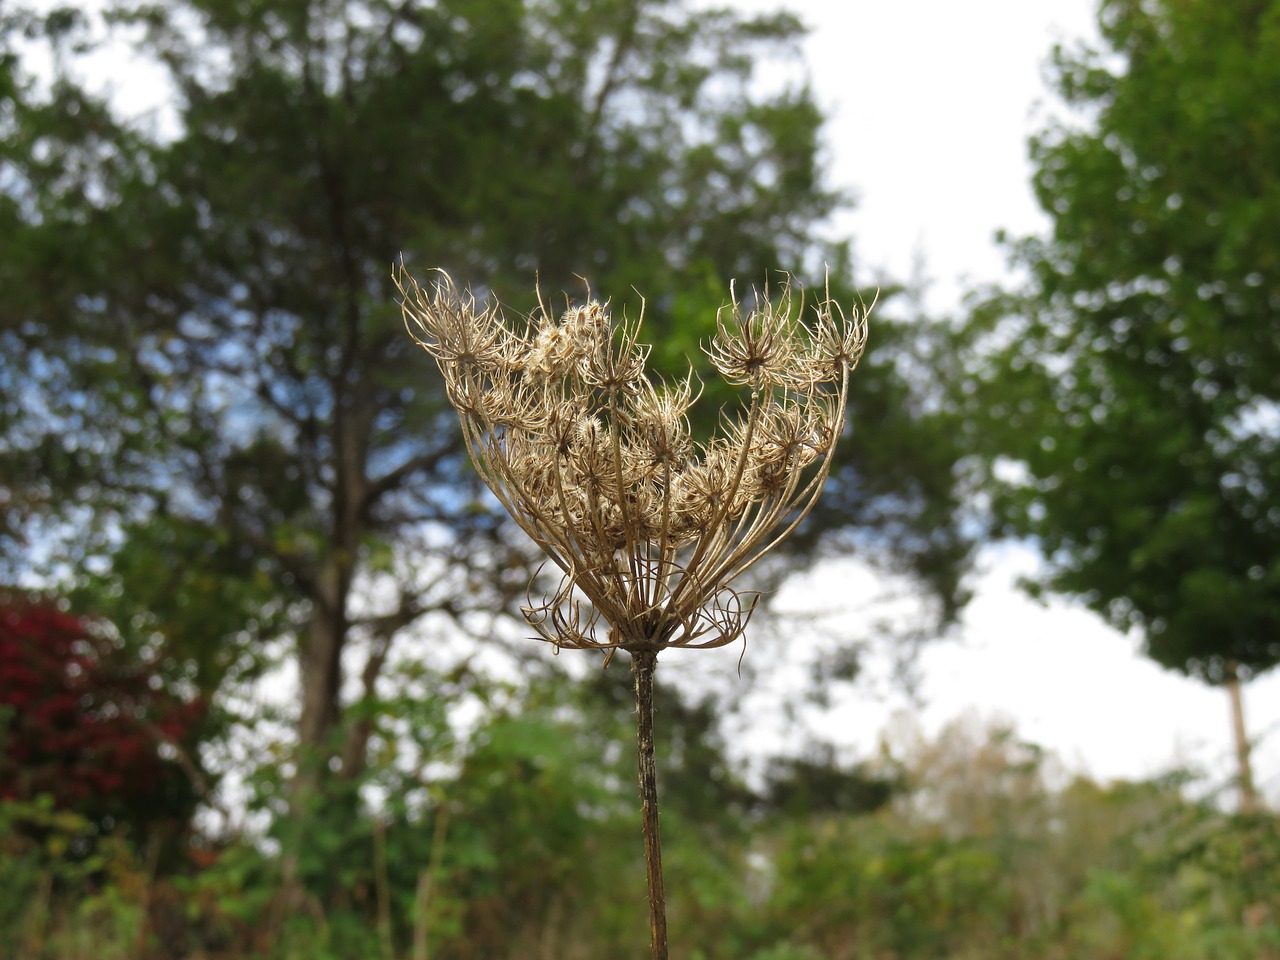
583 316 649 397
705 285 798 390
625 378 697 474
808 295 871 384
397 264 870 657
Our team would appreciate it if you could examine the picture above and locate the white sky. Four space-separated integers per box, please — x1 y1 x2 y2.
718 0 1280 803
751 0 1100 311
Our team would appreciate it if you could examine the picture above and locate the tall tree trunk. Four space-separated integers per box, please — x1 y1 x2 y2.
295 391 371 784
1224 660 1257 816
298 557 351 762
280 554 352 903
279 385 369 903
340 629 396 780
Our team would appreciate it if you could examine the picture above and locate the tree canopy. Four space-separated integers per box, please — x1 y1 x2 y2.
964 0 1280 684
0 0 975 856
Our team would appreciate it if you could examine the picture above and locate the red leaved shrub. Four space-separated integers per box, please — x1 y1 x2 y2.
0 598 205 832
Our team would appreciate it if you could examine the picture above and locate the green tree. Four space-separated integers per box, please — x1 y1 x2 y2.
1 0 832 792
0 0 973 882
964 0 1280 811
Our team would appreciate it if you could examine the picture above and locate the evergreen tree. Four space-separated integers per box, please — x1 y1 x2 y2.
1 0 972 852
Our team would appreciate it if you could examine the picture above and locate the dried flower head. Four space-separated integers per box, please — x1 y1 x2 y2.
397 265 869 658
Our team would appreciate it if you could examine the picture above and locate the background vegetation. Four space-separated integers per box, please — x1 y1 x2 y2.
1 0 1276 956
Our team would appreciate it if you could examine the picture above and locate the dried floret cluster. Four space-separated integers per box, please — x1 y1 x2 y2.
397 267 869 658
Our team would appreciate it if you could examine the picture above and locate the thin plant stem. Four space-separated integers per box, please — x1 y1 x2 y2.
632 648 668 960
414 792 451 960
373 818 395 960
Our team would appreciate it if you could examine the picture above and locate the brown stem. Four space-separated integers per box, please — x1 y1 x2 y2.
1225 661 1258 816
632 648 668 960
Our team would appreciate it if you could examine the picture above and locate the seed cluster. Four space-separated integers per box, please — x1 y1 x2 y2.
398 267 869 657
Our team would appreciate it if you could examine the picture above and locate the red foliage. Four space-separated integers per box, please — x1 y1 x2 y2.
0 599 205 825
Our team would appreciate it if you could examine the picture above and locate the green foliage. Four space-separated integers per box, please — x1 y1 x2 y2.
8 710 1277 959
0 796 159 959
746 721 1280 960
761 744 899 819
961 0 1280 681
744 947 827 960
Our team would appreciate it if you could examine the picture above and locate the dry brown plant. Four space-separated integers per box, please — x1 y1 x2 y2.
398 265 869 960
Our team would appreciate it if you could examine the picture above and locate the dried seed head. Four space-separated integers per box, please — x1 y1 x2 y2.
583 315 649 396
396 264 870 656
808 295 871 383
625 378 697 473
673 443 747 527
402 270 511 372
705 282 799 390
